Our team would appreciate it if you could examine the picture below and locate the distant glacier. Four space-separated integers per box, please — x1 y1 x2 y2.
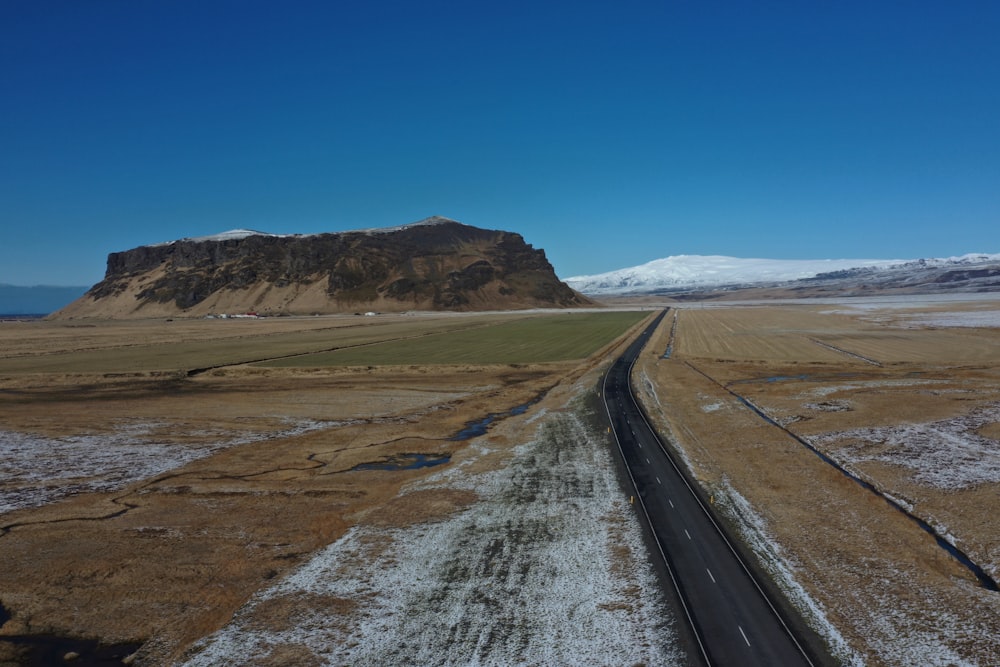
564 253 1000 295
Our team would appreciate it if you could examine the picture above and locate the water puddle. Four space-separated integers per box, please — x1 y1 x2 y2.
449 397 541 441
662 310 678 359
350 453 451 471
0 633 141 666
349 396 544 471
729 372 859 385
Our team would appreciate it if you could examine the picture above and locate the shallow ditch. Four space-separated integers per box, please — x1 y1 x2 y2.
344 394 545 471
349 453 451 471
448 396 542 441
686 361 999 591
728 372 861 385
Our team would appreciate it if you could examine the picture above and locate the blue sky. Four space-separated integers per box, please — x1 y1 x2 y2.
2 1 998 286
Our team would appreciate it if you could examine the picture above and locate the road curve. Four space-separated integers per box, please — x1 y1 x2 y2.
603 310 816 667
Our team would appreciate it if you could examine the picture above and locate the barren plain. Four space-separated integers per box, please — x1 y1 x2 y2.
5 296 998 666
0 310 683 666
635 296 1000 666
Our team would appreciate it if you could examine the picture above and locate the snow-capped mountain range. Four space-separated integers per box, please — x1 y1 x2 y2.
565 254 1000 295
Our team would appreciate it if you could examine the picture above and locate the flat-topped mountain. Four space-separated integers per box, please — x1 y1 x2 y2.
53 217 591 318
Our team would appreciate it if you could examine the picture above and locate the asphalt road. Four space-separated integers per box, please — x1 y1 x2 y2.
603 310 815 667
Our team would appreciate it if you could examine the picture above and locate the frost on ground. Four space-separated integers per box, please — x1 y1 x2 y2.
715 479 863 667
715 479 987 667
810 404 1000 490
800 378 948 398
182 406 682 666
835 569 983 667
902 310 1000 328
0 419 333 514
822 303 1000 328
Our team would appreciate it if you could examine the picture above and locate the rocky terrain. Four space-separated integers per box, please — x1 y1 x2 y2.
53 217 590 319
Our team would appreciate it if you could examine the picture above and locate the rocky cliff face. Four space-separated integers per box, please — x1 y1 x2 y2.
54 217 591 318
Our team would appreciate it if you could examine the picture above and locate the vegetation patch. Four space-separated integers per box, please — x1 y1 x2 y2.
259 311 647 366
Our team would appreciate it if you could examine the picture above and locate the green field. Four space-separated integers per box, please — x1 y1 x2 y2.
0 314 522 375
257 311 649 366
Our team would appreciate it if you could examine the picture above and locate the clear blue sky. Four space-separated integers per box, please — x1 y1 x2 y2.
2 1 998 286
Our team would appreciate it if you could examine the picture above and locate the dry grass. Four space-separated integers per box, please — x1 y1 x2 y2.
0 311 650 665
637 300 1000 666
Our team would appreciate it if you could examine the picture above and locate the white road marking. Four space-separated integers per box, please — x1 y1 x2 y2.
669 499 674 508
646 457 650 464
738 625 751 646
684 529 692 540
706 568 716 583
656 476 662 484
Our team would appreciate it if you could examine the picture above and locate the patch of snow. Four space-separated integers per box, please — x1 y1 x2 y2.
150 229 303 246
641 369 662 407
182 409 682 666
148 217 461 248
898 311 1000 328
0 419 334 514
357 215 461 234
800 379 947 398
837 575 981 667
810 404 1000 490
803 400 852 412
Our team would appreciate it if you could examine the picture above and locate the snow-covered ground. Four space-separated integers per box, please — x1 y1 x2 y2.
810 404 1000 491
822 300 1000 328
898 310 1000 328
181 407 683 666
0 419 333 514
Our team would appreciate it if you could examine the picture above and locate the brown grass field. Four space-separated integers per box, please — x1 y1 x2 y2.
0 310 652 665
635 299 1000 666
5 299 1000 665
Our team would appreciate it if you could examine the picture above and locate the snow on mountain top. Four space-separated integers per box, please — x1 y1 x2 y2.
916 252 1000 265
565 255 910 295
151 229 296 246
186 229 285 242
152 217 463 247
356 215 462 234
566 252 1000 295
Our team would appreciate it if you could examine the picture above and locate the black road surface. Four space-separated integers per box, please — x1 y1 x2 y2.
603 311 816 667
